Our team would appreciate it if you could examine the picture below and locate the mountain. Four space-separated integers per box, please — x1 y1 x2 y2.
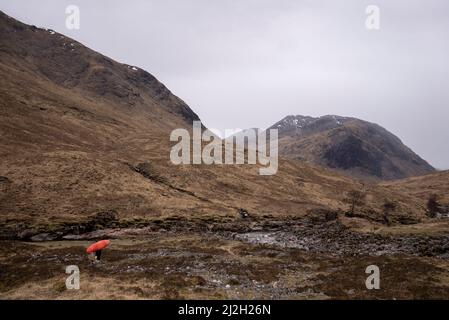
0 11 439 237
268 115 435 180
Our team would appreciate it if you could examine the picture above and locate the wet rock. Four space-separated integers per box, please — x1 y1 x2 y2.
231 217 449 258
17 229 36 240
30 233 58 242
238 208 249 219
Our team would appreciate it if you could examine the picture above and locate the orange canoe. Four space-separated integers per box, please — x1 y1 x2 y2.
86 240 111 253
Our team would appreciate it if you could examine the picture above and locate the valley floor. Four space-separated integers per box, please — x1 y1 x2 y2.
2 218 449 299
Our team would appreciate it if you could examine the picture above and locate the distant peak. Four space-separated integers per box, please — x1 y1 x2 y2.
273 114 350 130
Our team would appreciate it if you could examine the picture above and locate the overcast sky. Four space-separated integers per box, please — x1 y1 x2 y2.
1 0 449 169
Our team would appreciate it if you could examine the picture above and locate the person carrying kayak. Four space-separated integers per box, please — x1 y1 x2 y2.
86 240 110 261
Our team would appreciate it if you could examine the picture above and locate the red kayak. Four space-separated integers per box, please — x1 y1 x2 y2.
86 240 111 254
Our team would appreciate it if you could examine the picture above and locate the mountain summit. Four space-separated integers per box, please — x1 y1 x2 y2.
269 115 435 180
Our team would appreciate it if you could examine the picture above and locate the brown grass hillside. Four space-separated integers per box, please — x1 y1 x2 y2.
0 10 443 236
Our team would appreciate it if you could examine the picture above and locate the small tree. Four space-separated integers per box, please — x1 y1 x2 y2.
344 190 367 216
382 200 397 226
427 194 440 218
